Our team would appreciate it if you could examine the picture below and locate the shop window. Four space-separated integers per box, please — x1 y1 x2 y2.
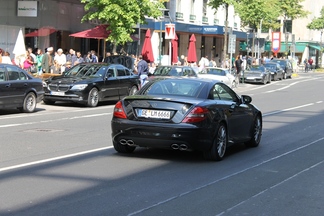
284 20 292 33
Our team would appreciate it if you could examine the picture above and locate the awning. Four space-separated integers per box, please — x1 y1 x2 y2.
309 45 321 50
265 42 307 53
25 27 56 37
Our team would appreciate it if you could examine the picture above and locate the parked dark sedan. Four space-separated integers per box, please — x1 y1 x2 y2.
111 78 262 161
43 63 140 107
241 65 271 85
270 59 293 79
152 65 198 77
263 62 284 81
0 64 44 112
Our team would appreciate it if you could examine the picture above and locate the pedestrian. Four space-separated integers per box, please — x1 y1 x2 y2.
90 50 98 63
235 55 243 85
66 49 77 66
308 58 313 70
54 48 66 73
137 55 149 87
102 52 111 63
1 51 12 64
36 49 43 75
41 47 53 73
74 51 85 65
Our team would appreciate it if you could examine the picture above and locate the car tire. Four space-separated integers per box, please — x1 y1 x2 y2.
245 114 262 147
87 88 99 107
263 77 267 85
129 85 138 96
43 99 56 105
203 123 227 161
273 74 278 81
268 75 271 84
283 72 287 79
21 92 37 113
113 141 136 153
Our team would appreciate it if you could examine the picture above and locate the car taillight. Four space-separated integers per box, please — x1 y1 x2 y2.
113 101 127 119
182 107 209 123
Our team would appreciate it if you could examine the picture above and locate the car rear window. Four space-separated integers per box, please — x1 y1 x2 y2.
144 80 204 97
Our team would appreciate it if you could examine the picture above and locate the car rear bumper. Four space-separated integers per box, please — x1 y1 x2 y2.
111 118 213 151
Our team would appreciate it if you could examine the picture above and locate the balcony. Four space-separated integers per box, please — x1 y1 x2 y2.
176 12 184 20
202 16 208 24
190 14 196 22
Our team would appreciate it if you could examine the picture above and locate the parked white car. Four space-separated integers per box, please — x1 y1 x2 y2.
198 67 237 88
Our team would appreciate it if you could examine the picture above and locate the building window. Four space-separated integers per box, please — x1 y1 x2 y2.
214 19 219 25
284 20 292 33
203 0 208 16
234 22 238 30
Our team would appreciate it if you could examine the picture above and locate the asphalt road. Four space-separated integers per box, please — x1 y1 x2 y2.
0 72 324 216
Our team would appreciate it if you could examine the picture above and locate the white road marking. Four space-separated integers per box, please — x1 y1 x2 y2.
0 146 113 173
263 103 315 117
128 136 324 216
0 113 112 128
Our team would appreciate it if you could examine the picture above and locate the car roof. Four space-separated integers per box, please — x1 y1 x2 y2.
149 76 219 85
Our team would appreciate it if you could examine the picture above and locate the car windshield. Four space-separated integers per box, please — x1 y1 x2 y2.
64 64 106 78
143 79 205 97
272 60 285 67
249 66 265 71
264 64 276 70
154 66 183 76
205 68 226 76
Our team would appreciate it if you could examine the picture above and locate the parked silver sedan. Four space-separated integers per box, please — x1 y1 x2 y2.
241 65 271 85
198 67 237 88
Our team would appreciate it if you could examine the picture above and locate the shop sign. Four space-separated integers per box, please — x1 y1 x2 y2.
18 1 37 17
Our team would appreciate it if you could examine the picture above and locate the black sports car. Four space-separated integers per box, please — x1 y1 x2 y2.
0 64 44 113
263 62 284 81
43 62 140 107
111 78 262 161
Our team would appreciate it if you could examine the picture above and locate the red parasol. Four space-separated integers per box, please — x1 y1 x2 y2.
187 34 197 63
141 29 154 63
69 25 111 39
171 34 179 64
25 27 56 37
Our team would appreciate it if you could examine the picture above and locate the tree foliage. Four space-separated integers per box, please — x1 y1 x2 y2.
81 0 167 45
235 0 281 30
307 7 324 31
279 0 309 21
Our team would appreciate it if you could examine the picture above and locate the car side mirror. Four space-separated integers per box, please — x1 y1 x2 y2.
241 95 252 104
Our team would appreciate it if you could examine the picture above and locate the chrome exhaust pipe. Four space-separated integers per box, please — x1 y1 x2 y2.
120 139 127 145
179 144 188 151
171 144 179 150
126 139 135 146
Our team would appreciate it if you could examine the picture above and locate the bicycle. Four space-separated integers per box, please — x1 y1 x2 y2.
304 63 309 73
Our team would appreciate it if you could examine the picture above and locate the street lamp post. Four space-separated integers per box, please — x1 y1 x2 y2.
158 9 169 66
258 19 263 63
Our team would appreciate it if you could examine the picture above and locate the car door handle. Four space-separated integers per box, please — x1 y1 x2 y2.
5 83 11 88
24 83 28 87
229 104 236 112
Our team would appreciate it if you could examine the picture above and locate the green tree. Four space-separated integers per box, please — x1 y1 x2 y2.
279 0 309 33
307 7 324 32
235 0 281 57
209 0 237 65
81 0 167 47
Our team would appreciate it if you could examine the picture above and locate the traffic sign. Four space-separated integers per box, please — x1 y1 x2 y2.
165 23 175 40
228 34 236 53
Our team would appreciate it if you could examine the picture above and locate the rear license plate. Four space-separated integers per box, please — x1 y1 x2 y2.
138 109 171 119
51 91 65 96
